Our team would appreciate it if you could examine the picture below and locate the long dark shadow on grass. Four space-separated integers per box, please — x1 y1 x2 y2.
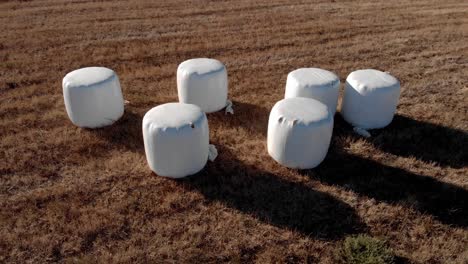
335 114 468 168
207 101 269 137
90 110 144 152
308 148 468 228
395 256 411 264
179 146 366 240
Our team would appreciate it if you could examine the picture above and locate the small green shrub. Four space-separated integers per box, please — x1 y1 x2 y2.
335 234 395 264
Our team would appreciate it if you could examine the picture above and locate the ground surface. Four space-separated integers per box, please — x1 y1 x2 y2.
1 0 467 263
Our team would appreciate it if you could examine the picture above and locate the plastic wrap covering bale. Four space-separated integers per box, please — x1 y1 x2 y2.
177 58 228 113
285 68 340 115
225 99 234 115
142 103 210 178
267 97 333 169
341 69 400 129
62 67 124 128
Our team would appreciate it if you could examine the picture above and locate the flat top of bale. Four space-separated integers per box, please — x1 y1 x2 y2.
273 97 331 126
63 67 115 88
178 58 225 76
347 69 400 93
288 68 340 88
143 103 205 129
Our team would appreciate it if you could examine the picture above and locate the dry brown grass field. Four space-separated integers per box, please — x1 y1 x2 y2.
1 0 467 263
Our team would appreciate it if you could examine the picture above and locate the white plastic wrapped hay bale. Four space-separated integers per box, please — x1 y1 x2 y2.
341 69 400 129
285 68 340 115
267 97 333 169
62 67 124 128
177 58 228 113
142 103 212 178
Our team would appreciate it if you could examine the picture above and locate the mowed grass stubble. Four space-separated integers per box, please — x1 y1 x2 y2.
0 0 467 262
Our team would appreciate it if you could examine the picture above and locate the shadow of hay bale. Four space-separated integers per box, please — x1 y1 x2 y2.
177 146 367 240
207 100 270 138
307 149 468 228
394 255 411 264
372 114 467 168
88 110 144 153
334 114 468 168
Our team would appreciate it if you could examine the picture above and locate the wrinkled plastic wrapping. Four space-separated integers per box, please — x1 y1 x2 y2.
208 144 218 161
353 127 371 138
285 68 340 115
225 99 234 115
63 67 124 128
341 69 400 129
267 97 333 169
143 103 209 178
177 58 228 113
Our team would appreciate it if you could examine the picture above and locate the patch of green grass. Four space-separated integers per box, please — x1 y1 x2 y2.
335 235 395 264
